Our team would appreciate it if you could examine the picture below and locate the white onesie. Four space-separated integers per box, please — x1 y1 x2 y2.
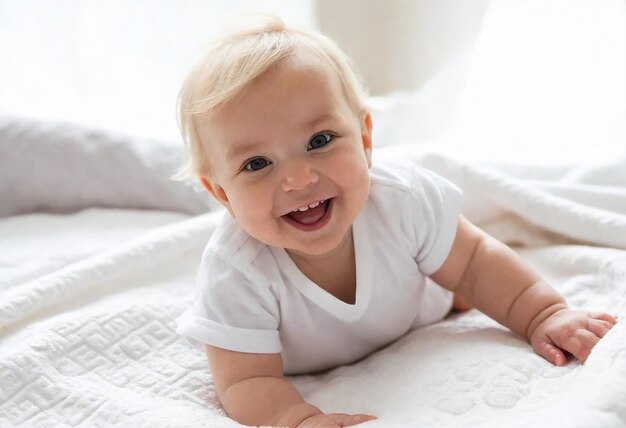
176 159 462 375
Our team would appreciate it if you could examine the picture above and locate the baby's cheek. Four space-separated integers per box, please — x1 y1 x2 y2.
335 157 369 191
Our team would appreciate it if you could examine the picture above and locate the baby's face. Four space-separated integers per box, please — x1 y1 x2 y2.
199 53 372 258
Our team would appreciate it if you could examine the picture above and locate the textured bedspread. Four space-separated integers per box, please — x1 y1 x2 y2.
1 146 625 427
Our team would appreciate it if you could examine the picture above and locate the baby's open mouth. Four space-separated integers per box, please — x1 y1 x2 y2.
284 198 331 226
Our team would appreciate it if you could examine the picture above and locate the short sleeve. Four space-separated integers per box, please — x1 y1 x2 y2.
176 252 282 354
411 165 463 275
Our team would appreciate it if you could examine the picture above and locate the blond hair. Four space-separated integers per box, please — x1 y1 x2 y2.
173 13 369 181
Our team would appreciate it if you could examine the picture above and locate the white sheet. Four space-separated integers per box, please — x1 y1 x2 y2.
1 145 625 427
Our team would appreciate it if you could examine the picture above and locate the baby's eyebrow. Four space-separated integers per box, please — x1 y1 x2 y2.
226 141 260 162
304 114 337 130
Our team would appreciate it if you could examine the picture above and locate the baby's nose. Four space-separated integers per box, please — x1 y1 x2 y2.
280 160 319 192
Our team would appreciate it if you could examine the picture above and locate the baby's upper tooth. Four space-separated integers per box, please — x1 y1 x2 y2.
292 200 325 213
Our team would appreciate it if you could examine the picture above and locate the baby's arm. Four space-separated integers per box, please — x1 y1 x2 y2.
206 346 376 427
431 216 616 365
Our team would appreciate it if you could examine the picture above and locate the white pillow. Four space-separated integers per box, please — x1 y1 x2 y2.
0 116 218 217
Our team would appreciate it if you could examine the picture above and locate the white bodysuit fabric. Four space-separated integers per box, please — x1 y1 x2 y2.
176 160 462 374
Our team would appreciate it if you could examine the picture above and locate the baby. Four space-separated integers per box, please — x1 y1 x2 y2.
175 14 617 428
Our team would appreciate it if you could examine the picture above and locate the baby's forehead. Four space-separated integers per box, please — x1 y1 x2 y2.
253 51 341 94
220 53 347 116
200 54 352 147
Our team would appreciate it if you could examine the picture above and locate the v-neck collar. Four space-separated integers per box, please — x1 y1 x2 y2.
269 213 372 322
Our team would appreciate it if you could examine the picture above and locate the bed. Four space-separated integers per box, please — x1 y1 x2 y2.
1 111 625 428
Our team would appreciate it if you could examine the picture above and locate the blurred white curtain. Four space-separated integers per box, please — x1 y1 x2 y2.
447 0 626 164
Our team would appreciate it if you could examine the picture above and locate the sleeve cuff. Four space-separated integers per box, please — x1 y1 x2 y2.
176 313 282 354
419 188 463 275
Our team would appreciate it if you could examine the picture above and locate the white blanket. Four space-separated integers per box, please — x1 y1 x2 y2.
1 140 626 427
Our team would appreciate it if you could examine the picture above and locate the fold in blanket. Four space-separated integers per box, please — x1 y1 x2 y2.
419 153 626 249
1 152 625 428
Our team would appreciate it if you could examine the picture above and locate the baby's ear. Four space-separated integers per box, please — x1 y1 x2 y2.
360 111 373 167
199 176 234 216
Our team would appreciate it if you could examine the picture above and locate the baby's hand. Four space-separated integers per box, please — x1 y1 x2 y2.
297 413 377 427
529 308 617 366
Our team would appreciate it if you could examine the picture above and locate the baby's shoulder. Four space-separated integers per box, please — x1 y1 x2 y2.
369 158 435 198
369 158 414 191
203 212 272 278
363 160 419 232
369 158 456 199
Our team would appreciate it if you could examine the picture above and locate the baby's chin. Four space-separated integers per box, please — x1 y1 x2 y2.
284 232 354 260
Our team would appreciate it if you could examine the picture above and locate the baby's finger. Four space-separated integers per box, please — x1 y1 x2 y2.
591 312 618 325
535 341 567 366
339 414 377 427
586 319 614 339
564 329 599 362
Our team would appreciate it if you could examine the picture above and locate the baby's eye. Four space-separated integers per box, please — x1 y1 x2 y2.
244 157 270 172
307 133 333 150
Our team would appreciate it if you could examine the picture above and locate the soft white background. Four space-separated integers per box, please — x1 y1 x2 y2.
0 0 624 165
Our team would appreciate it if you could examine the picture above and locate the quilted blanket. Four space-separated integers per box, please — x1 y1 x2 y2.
1 144 626 427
